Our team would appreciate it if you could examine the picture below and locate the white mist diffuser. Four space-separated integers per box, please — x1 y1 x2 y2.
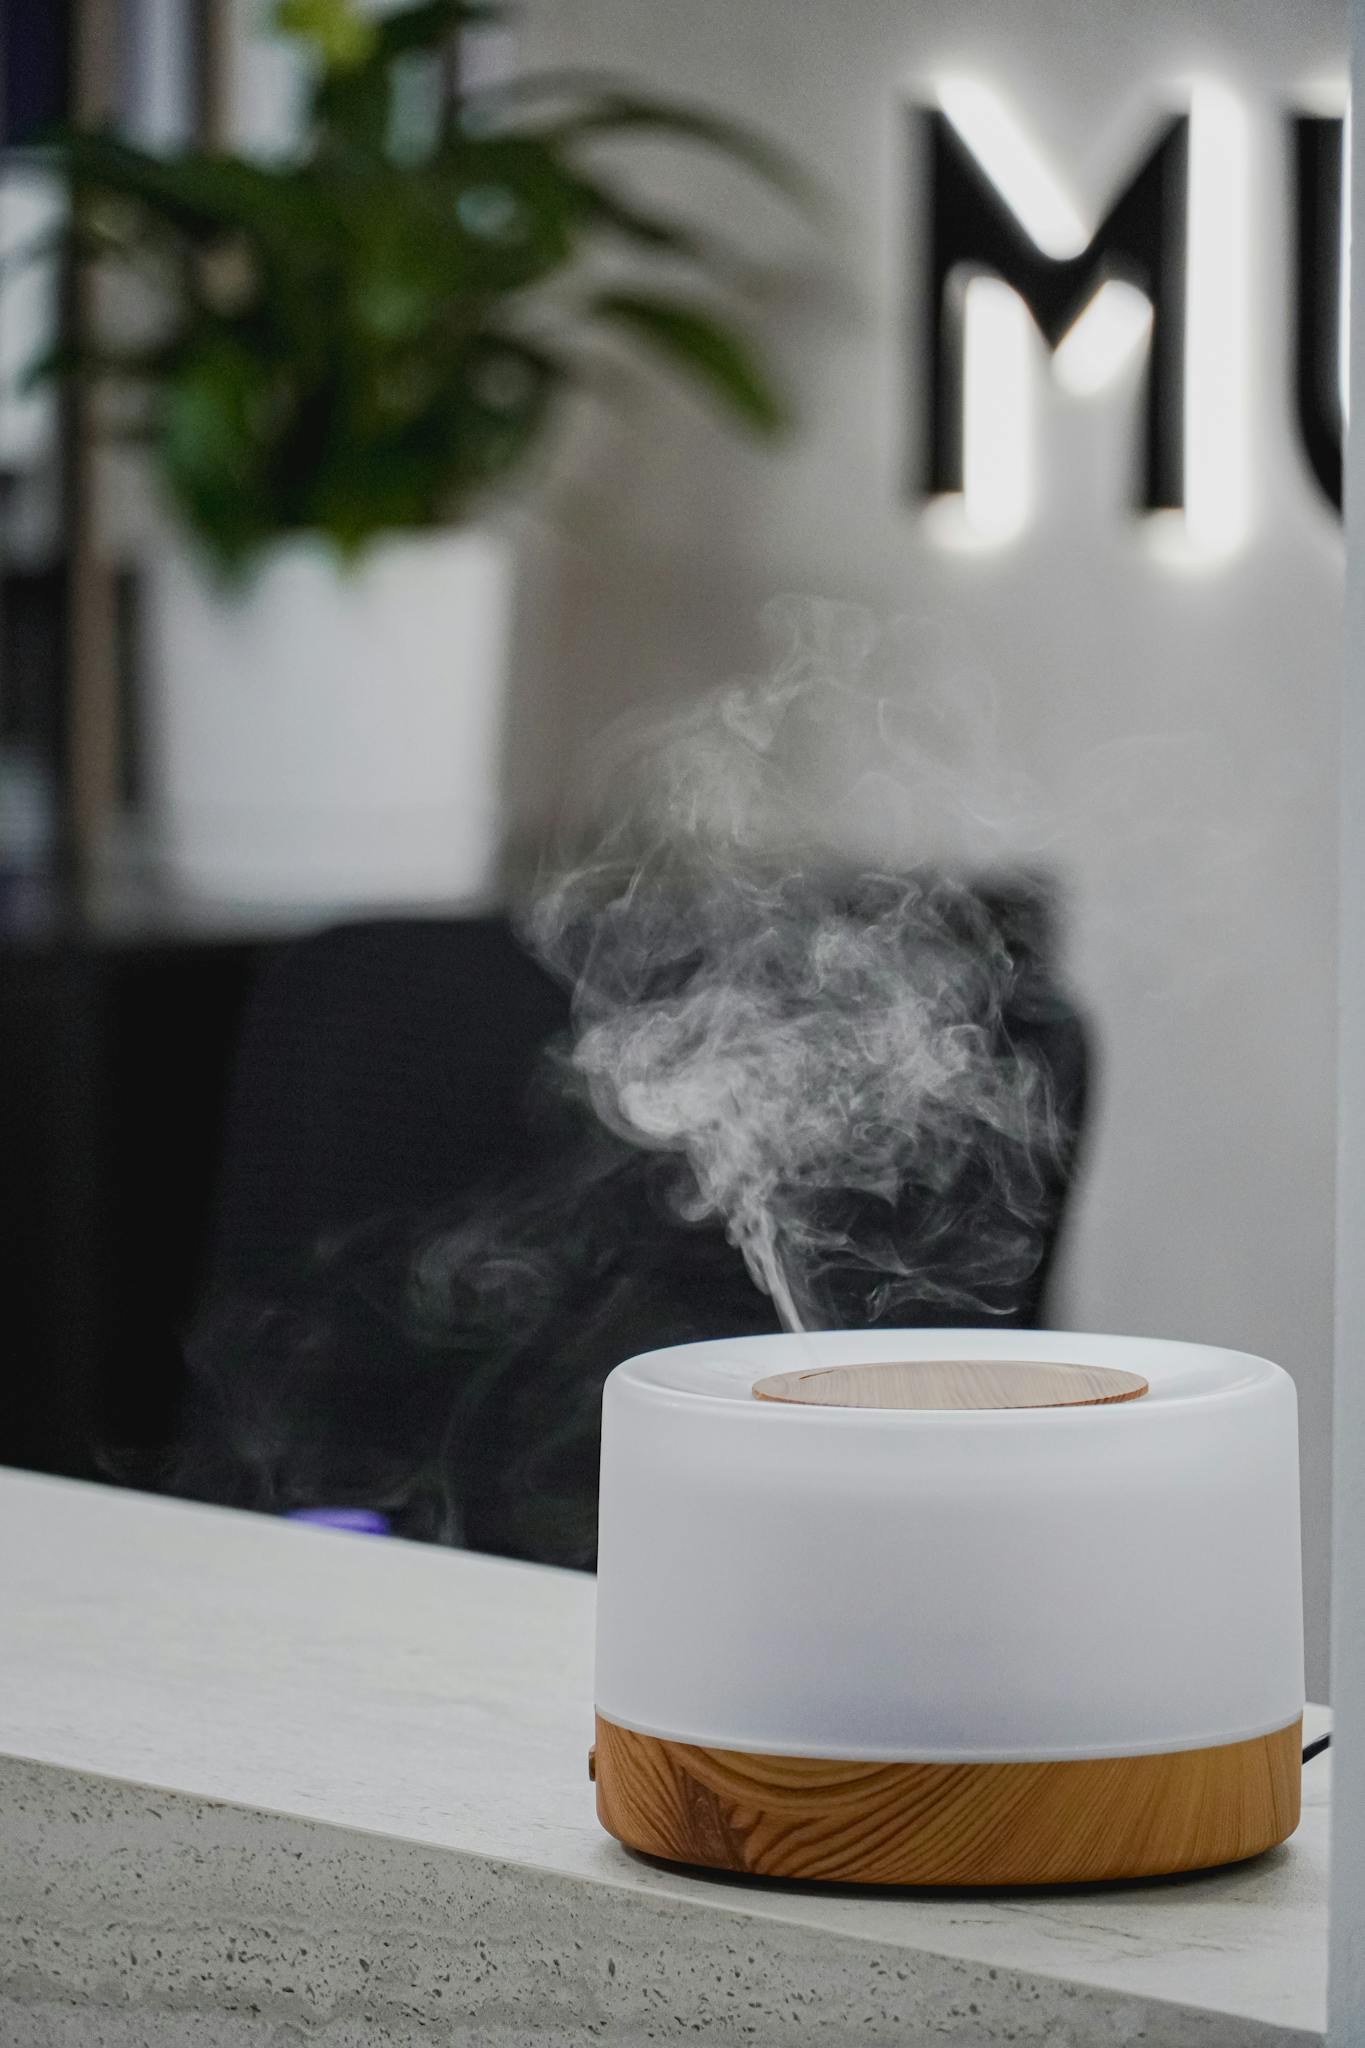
592 1328 1304 1885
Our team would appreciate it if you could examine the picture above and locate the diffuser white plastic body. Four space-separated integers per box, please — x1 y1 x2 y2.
592 1328 1304 1885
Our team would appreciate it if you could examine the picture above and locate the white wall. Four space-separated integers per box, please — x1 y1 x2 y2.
512 0 1346 1691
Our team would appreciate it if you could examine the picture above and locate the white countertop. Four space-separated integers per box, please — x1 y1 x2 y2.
0 1469 1329 2045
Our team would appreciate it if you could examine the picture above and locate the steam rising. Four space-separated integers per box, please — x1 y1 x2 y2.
527 626 1066 1331
176 602 1083 1550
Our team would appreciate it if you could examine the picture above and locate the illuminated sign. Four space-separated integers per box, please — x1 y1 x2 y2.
921 85 1345 558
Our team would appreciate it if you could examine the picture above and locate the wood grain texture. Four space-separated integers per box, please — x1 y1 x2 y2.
594 1714 1302 1885
750 1359 1150 1411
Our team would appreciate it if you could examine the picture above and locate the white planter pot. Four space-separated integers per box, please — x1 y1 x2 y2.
145 529 514 906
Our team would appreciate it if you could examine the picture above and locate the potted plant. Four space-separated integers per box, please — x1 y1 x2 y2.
45 0 806 904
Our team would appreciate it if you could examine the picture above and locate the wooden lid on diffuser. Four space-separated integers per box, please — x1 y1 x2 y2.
750 1358 1149 1410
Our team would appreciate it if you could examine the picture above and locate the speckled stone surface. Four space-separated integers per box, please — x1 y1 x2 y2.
0 1470 1329 2045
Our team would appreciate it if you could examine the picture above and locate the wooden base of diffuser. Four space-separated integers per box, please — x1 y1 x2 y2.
592 1713 1302 1885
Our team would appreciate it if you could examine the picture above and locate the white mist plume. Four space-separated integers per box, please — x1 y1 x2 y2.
175 602 1086 1547
526 604 1067 1331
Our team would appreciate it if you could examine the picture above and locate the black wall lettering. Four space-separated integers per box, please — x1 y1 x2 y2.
1293 116 1344 515
920 110 1188 512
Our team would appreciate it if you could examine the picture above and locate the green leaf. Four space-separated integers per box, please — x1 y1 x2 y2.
564 171 749 276
58 131 324 246
439 134 588 280
160 338 281 574
304 0 499 151
573 100 814 206
590 289 788 436
479 79 822 211
369 1 501 63
274 0 377 72
302 334 564 546
21 335 178 392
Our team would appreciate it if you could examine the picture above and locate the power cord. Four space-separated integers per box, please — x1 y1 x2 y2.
1303 1732 1332 1764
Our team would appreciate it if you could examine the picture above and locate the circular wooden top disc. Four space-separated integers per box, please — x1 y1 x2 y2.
750 1359 1149 1411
